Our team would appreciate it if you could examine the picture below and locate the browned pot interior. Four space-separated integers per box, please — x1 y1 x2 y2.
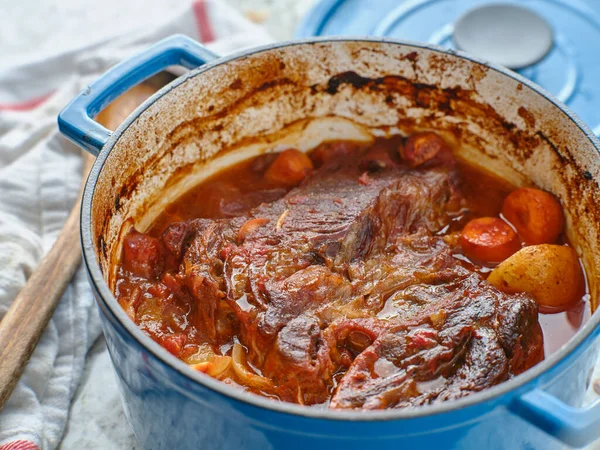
89 39 600 316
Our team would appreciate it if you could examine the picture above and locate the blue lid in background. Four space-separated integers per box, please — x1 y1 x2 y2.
296 0 600 136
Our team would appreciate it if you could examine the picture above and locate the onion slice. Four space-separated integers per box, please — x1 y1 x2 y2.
232 343 273 391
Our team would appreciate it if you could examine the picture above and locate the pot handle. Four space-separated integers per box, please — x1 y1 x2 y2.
513 388 600 447
58 34 217 156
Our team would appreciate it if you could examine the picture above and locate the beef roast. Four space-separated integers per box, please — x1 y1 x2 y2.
159 144 544 408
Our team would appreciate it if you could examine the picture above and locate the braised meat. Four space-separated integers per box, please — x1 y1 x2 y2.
116 137 547 409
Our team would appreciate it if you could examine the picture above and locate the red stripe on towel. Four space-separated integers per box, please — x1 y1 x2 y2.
0 440 41 450
0 91 54 112
193 0 216 43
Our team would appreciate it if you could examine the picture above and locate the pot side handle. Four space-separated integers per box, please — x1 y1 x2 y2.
513 388 600 448
58 34 217 156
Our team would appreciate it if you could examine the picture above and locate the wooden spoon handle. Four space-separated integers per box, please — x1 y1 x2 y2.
0 81 163 411
0 153 94 409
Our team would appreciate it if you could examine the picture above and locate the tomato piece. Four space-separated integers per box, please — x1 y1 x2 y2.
147 282 169 300
162 222 190 259
358 171 370 186
190 361 211 372
501 187 565 245
265 149 314 186
407 328 438 351
310 141 356 167
460 217 521 265
122 230 163 279
402 132 453 168
162 333 187 356
162 272 185 297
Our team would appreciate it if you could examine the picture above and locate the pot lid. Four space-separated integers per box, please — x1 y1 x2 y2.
296 0 600 136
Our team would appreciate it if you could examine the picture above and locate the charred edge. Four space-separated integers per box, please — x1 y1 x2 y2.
325 72 374 95
99 214 112 263
160 76 297 150
104 69 571 251
322 72 465 110
517 106 536 128
98 235 107 259
501 122 516 132
119 181 136 205
323 73 406 104
257 78 293 93
405 51 418 62
115 66 569 241
136 76 297 186
403 51 420 77
101 75 303 243
229 78 243 90
314 71 548 165
536 131 568 163
320 72 542 162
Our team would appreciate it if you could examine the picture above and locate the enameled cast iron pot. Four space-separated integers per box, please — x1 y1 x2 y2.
58 35 600 449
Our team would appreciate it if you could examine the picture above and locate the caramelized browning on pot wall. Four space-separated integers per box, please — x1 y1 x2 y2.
114 134 589 409
92 42 600 320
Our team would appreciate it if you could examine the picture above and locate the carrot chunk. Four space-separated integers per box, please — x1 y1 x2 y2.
501 187 565 245
162 333 187 356
460 217 521 265
402 132 453 167
265 149 314 187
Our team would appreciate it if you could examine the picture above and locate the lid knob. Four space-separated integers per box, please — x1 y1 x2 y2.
453 4 553 69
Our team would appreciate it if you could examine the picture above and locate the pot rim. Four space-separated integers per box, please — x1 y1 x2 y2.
81 35 600 421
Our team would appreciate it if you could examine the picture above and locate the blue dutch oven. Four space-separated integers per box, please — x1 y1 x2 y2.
58 35 600 449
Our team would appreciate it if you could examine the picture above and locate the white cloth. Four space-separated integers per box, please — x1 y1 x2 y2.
0 2 272 449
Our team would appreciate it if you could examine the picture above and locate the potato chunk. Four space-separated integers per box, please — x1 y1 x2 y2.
487 244 584 312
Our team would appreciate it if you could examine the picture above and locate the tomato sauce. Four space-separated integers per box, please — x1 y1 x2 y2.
115 136 589 406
